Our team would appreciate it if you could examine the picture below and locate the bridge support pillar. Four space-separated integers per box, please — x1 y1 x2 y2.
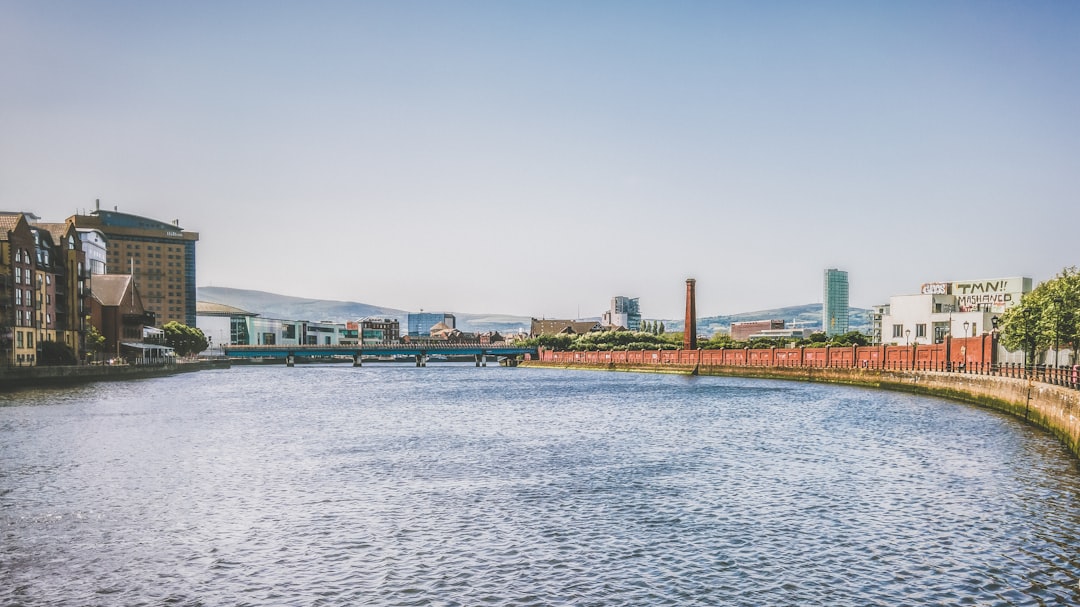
475 355 481 367
481 353 487 367
415 355 421 367
353 354 362 367
286 354 295 368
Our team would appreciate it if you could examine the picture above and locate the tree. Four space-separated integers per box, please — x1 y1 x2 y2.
162 321 209 358
702 333 739 350
38 340 77 366
830 331 869 347
85 318 106 362
999 267 1080 366
658 321 665 334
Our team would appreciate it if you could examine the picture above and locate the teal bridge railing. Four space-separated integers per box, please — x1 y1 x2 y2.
221 343 538 367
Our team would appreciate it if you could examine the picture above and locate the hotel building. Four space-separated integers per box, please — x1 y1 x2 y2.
72 206 199 327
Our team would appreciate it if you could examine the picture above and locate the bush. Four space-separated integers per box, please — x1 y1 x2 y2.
38 340 78 366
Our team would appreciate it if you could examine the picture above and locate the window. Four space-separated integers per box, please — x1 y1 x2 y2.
16 332 23 348
916 324 927 338
892 324 904 338
15 249 21 263
15 290 21 305
15 267 21 283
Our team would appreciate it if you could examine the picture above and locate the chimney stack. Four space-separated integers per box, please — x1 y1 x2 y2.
684 278 697 350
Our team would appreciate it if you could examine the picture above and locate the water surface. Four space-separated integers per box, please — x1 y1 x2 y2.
2 364 1078 605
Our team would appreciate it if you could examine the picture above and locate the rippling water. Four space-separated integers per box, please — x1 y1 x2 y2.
2 364 1079 606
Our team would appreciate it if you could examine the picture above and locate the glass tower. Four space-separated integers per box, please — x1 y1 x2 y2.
823 268 849 337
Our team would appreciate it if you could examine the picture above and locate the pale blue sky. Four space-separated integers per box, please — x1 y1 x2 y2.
2 1 1077 319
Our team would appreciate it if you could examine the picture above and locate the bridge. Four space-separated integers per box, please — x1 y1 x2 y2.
221 343 539 367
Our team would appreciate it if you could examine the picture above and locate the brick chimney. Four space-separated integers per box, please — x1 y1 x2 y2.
684 278 697 350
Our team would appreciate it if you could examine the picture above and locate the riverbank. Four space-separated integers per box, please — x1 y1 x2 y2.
522 361 1080 459
0 359 231 390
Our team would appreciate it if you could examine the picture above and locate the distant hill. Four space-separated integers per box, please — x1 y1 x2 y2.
197 287 869 337
661 303 871 336
198 287 407 322
196 287 533 334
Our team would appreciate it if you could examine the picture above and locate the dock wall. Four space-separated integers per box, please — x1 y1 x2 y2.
0 360 231 390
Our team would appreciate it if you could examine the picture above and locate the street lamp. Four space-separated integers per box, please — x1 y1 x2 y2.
1053 296 1063 368
963 321 970 338
905 329 910 346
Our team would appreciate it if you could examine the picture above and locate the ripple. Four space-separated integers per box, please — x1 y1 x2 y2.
1 365 1079 605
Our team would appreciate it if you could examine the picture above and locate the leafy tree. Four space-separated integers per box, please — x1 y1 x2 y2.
658 322 665 334
702 333 740 350
829 331 869 347
162 321 209 357
999 266 1080 366
85 318 106 361
518 333 575 351
747 337 787 349
38 340 77 366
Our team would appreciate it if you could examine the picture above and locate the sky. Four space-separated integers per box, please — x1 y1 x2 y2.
2 1 1078 320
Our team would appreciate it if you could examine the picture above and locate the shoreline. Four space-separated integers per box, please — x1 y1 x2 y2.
0 359 231 390
521 361 1080 460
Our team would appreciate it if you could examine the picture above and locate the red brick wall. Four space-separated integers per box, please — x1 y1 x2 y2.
539 336 996 370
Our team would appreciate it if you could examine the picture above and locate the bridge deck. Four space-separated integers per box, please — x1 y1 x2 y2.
222 344 537 358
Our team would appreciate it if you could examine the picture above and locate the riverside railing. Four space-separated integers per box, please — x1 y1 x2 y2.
540 347 1080 392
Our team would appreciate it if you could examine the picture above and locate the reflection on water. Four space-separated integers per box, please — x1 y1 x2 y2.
2 364 1079 605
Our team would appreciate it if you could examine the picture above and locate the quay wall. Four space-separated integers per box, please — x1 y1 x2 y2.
526 348 1080 459
0 360 231 390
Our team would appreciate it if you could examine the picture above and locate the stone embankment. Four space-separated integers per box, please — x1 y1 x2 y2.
522 360 1080 460
0 359 231 390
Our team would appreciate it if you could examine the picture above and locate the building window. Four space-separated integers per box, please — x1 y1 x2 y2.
892 324 904 338
15 289 21 306
916 324 926 338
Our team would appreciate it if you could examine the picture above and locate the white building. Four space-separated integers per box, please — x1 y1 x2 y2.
602 296 641 331
879 276 1032 347
76 228 108 275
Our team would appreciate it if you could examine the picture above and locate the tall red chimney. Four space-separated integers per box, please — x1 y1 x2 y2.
684 278 697 350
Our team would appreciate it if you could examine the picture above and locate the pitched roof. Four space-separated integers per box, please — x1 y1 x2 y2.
0 213 25 239
90 275 134 307
34 222 73 241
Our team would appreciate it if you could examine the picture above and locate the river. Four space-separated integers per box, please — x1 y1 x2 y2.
2 364 1079 605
